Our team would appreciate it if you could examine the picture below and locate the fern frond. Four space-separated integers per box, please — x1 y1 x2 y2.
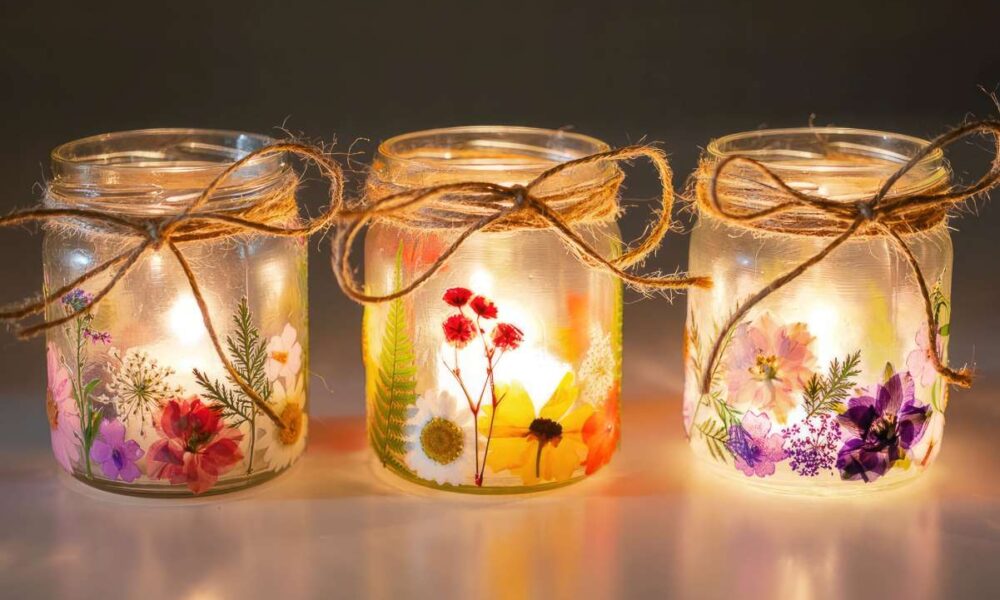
368 247 418 470
697 419 731 463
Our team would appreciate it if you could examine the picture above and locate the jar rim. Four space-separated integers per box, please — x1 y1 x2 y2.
48 128 292 215
376 125 611 177
706 126 946 180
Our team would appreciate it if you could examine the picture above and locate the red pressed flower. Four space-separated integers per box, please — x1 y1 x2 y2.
491 323 524 351
470 295 498 319
443 287 474 307
582 387 621 475
443 314 476 347
146 396 244 494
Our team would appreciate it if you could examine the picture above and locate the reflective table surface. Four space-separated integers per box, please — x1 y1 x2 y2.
2 389 998 600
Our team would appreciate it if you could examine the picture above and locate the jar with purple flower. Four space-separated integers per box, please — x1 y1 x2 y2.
42 129 309 496
683 128 953 494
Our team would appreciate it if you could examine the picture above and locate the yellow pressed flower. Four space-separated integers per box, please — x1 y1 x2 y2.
480 372 594 485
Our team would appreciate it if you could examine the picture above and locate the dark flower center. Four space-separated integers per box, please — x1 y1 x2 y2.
865 413 898 449
528 418 563 444
727 426 762 466
111 448 126 471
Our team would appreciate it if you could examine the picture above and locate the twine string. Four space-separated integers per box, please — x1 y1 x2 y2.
0 143 346 429
696 120 1000 397
333 145 711 304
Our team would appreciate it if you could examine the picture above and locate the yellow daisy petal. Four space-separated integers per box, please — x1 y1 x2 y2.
539 372 578 421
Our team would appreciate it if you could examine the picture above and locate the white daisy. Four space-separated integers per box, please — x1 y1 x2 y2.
265 323 303 384
578 326 616 407
255 374 308 471
405 390 477 486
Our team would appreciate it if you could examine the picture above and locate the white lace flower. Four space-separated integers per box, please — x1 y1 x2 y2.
255 374 308 471
578 326 616 407
101 346 183 438
405 390 477 486
265 323 303 384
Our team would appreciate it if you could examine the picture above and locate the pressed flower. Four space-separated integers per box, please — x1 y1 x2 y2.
581 386 620 475
782 413 841 476
255 374 308 470
90 419 144 483
146 396 243 494
405 389 477 485
836 372 929 483
442 314 476 347
578 326 616 408
443 287 474 307
102 347 183 436
491 323 524 351
480 373 593 485
265 323 303 385
469 295 498 319
726 411 787 477
46 343 80 473
905 323 945 388
724 313 816 424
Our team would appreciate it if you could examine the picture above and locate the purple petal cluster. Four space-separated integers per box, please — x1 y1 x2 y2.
836 372 929 483
782 413 841 476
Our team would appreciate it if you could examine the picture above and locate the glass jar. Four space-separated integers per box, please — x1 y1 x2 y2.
361 126 623 493
684 128 953 494
43 129 309 496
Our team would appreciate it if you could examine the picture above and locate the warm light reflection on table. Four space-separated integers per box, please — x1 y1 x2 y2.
1 394 998 599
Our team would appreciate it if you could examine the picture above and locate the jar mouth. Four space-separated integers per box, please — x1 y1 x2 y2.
375 125 613 186
705 127 948 200
48 128 292 215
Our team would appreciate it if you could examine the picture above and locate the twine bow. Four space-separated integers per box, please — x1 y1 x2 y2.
0 143 345 429
333 145 711 304
696 120 1000 397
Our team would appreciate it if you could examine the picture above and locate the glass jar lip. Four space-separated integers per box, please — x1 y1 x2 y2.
51 127 282 173
706 126 945 175
48 128 292 214
376 125 611 173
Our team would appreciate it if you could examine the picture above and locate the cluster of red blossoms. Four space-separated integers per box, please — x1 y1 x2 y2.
442 287 523 351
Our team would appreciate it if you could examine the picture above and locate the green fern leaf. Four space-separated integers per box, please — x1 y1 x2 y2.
369 247 418 470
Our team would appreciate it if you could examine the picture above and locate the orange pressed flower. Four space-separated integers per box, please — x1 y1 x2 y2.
581 386 621 475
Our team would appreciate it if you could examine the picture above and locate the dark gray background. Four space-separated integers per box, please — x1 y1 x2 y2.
2 0 999 448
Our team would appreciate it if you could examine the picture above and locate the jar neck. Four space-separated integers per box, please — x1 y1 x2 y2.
365 126 621 230
697 127 951 235
46 128 294 217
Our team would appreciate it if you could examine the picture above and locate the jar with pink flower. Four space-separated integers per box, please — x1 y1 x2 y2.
42 129 309 496
684 128 953 494
358 126 624 493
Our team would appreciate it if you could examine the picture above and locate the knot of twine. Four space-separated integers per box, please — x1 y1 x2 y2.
0 143 345 429
694 120 1000 397
333 145 712 304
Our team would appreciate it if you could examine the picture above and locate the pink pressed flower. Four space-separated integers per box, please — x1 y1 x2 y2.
443 287 473 307
727 411 787 478
46 343 80 473
906 323 944 388
146 397 243 494
724 313 816 424
469 295 498 319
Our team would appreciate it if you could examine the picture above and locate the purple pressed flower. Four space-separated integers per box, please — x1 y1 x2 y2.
83 329 112 345
90 419 144 483
836 372 929 483
782 413 841 476
61 289 94 312
726 411 788 477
